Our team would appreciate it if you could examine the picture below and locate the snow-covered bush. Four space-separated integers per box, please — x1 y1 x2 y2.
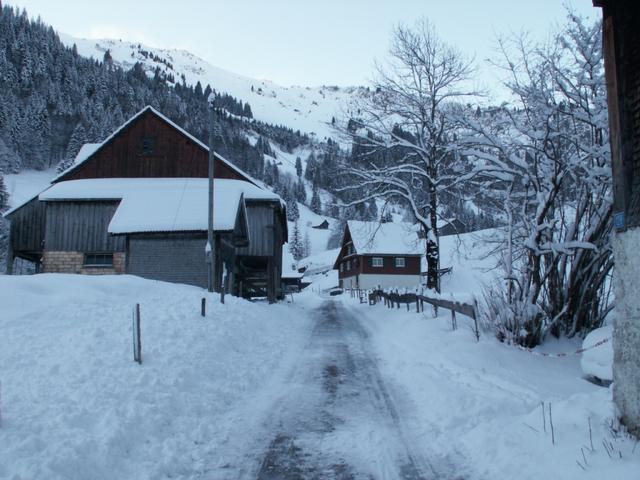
466 14 612 346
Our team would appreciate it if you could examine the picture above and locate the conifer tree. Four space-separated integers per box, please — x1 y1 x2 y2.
310 185 322 214
289 220 304 261
295 156 302 177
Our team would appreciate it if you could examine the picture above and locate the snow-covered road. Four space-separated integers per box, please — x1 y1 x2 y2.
242 300 436 479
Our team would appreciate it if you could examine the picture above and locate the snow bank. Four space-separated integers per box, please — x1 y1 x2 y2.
0 274 311 480
581 325 613 382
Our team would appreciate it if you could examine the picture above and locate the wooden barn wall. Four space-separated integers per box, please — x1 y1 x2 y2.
8 197 46 253
602 1 640 228
236 203 276 257
44 201 125 252
57 110 246 182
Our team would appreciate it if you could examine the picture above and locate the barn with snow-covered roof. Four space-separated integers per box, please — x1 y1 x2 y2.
5 106 287 302
333 220 423 290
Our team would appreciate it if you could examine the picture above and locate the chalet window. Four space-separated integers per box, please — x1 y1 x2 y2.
395 257 406 268
346 260 351 270
84 253 114 268
340 263 344 272
141 136 156 155
372 257 383 267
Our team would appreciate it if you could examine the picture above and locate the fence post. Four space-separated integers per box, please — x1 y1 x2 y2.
201 297 206 317
451 309 457 331
416 297 420 313
406 299 410 311
133 303 142 364
473 299 480 342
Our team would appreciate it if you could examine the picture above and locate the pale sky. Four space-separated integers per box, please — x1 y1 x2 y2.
7 0 600 87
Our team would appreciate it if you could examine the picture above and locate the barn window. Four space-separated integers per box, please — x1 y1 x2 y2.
372 257 383 267
141 136 156 155
395 257 405 268
84 253 114 268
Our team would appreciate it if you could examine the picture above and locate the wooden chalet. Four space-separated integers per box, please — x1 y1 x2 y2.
594 0 640 436
5 106 287 302
333 221 422 290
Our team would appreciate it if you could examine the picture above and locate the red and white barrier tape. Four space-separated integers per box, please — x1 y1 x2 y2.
511 337 611 358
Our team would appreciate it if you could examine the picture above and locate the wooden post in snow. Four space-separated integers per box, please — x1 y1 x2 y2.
206 97 216 293
201 298 206 317
133 303 142 364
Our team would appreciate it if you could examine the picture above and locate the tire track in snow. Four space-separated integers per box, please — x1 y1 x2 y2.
251 300 440 480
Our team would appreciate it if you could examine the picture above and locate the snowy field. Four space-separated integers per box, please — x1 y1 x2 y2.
3 168 56 208
0 272 637 479
0 275 315 479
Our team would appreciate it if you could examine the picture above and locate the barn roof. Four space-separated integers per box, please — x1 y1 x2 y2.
346 220 423 256
39 178 281 234
52 106 260 186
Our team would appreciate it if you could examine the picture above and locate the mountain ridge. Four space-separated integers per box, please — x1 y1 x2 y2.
58 33 366 141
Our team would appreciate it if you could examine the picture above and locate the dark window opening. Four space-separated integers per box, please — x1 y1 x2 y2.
141 136 156 155
84 253 114 268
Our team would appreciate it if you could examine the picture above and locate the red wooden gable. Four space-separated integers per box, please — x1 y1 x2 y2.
55 107 256 185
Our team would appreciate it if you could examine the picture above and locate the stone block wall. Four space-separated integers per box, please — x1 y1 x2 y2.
42 251 125 275
613 228 640 436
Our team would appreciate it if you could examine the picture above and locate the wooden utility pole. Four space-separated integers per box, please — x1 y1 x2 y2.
207 96 216 293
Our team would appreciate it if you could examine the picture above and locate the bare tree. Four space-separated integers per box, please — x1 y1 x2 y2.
337 19 477 291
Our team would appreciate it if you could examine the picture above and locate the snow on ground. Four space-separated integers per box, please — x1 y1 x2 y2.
287 203 334 256
438 228 500 296
0 274 313 480
300 247 341 275
338 295 639 480
3 168 56 208
581 324 614 382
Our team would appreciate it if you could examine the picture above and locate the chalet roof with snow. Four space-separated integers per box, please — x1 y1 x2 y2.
39 178 281 234
345 220 424 256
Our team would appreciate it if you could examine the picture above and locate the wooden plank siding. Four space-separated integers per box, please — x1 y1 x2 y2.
44 201 125 252
235 203 277 257
7 196 46 256
56 109 247 183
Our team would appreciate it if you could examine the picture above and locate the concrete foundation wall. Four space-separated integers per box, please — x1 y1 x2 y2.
342 273 421 290
613 228 640 436
42 251 125 275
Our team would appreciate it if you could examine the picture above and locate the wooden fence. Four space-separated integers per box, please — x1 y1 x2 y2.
348 288 480 341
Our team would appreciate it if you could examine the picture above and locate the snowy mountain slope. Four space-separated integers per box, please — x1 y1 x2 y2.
58 33 366 140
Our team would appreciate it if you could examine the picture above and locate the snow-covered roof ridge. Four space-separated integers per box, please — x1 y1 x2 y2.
52 106 261 187
39 178 281 234
347 220 423 256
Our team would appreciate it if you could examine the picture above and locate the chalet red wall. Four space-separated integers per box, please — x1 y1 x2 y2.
338 254 421 279
57 110 246 182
